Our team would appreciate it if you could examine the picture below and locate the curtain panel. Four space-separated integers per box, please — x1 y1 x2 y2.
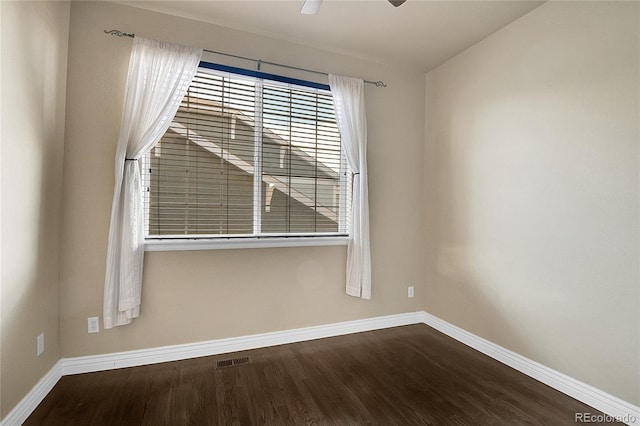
104 37 202 328
328 75 372 299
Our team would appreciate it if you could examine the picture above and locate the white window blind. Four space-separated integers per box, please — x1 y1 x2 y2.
143 64 352 240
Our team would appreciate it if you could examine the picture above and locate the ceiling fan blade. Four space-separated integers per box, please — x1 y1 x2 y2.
301 0 323 15
388 0 407 7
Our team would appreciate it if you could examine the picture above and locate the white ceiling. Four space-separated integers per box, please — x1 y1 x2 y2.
113 0 544 72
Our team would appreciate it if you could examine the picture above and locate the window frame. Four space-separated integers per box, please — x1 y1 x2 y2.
145 235 349 251
142 62 351 251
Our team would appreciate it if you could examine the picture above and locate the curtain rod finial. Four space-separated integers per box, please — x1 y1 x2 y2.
104 29 135 38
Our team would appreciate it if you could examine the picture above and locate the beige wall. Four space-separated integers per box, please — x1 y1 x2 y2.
424 1 639 405
5 0 637 419
60 1 426 357
0 0 70 419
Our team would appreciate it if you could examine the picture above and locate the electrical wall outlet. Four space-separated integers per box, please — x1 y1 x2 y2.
37 333 44 356
408 286 414 298
88 317 100 333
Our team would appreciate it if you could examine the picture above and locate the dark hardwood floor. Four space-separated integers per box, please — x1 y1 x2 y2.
25 324 618 425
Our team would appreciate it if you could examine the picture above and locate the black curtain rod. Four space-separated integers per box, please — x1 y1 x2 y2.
104 29 387 88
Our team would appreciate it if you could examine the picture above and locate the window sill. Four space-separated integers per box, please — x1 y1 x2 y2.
144 236 350 252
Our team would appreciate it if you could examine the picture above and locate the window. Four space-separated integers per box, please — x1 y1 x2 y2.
142 63 351 246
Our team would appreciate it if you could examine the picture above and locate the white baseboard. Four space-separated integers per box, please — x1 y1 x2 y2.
61 311 425 375
2 310 638 426
419 311 640 426
0 360 62 426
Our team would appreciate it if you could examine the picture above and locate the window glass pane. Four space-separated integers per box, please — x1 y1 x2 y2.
260 84 342 234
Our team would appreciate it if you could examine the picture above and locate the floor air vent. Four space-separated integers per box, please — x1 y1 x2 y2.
216 356 252 369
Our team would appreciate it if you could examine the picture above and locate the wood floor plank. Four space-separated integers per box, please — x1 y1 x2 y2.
24 324 620 425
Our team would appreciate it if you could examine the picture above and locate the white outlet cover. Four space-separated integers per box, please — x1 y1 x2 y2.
37 333 44 356
408 286 414 298
88 317 100 333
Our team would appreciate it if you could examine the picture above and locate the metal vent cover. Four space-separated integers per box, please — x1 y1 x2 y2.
215 356 252 369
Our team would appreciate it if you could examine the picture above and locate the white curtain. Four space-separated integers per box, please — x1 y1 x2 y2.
329 75 371 299
104 37 202 328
